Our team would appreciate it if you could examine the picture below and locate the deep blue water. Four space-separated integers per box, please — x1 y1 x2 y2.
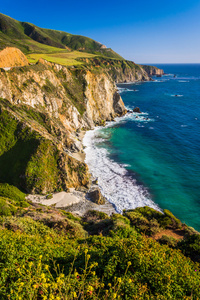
84 64 200 231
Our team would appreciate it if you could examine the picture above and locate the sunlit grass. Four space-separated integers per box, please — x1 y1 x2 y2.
27 51 96 66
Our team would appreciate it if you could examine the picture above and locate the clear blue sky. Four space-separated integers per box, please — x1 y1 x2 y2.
1 0 200 63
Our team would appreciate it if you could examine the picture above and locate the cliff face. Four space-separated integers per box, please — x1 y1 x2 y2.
0 58 126 194
0 47 29 68
79 57 151 83
141 65 164 76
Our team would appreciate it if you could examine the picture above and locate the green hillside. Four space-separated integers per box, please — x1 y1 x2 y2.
0 13 123 59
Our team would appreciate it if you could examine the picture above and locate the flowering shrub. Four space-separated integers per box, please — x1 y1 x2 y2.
0 204 199 299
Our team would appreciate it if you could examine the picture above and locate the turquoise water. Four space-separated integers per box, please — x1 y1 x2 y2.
84 64 200 231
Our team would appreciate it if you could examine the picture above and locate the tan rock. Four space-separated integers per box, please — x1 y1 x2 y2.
0 47 29 68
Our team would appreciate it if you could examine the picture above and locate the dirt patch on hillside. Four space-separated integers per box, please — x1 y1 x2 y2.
0 47 29 68
153 229 185 240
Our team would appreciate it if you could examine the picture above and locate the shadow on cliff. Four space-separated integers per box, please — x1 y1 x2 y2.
0 138 39 192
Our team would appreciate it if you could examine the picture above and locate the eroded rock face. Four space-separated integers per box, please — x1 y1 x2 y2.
141 65 164 76
84 71 126 127
0 59 126 193
0 47 29 68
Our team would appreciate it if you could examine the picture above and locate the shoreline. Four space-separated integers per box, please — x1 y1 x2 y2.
83 118 161 214
27 82 161 217
27 127 118 217
27 101 160 217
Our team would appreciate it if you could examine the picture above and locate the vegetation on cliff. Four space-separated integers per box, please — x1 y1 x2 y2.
0 13 123 60
0 99 90 194
0 197 199 299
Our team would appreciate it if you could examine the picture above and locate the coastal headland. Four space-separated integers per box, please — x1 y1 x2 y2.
0 13 199 299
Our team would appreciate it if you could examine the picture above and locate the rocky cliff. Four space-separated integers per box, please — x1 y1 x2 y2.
141 65 164 76
0 56 126 194
79 57 151 83
0 47 29 68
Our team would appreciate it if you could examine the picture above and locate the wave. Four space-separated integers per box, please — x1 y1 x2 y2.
171 94 183 97
118 87 139 93
113 111 154 124
83 120 161 214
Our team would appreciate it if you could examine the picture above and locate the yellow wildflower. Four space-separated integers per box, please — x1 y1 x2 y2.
87 285 94 291
33 284 38 289
113 293 117 299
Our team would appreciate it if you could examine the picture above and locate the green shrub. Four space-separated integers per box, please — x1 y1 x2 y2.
158 235 178 248
0 197 17 216
83 210 109 223
0 216 53 235
61 211 81 222
0 183 28 207
178 234 200 263
162 209 182 229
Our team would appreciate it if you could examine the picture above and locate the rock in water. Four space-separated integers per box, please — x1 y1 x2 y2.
133 107 141 113
87 187 106 205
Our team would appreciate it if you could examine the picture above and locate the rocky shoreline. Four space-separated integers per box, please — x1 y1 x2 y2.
27 126 118 216
26 103 146 216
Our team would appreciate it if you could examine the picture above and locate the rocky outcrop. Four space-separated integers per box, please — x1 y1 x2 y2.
133 107 141 113
0 47 29 68
87 187 106 205
79 57 151 83
141 65 164 76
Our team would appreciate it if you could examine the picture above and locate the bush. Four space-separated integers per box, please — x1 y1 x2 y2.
0 183 28 208
161 209 182 229
178 234 200 263
0 197 17 216
159 235 178 248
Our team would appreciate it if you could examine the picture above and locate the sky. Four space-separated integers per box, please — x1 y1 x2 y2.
1 0 200 63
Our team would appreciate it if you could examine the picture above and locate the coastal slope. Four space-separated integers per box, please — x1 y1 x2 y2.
0 53 126 194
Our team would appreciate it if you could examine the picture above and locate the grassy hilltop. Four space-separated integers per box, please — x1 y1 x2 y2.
0 12 123 65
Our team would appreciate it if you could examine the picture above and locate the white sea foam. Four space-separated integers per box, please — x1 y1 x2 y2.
118 87 139 93
83 120 161 214
178 80 189 82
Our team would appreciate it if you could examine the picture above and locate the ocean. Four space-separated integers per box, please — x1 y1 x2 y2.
83 64 200 231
